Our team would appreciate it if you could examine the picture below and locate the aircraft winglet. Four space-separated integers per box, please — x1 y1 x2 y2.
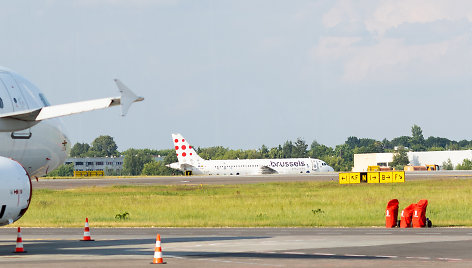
114 79 144 116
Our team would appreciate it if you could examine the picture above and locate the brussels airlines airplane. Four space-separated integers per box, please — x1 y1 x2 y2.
167 133 334 175
0 66 143 226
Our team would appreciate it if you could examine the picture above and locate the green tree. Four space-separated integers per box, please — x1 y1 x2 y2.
122 148 154 175
309 141 333 158
391 136 411 149
381 138 391 150
89 135 119 157
163 152 178 165
154 149 175 158
321 156 347 171
425 136 450 149
410 124 426 151
198 146 228 160
458 140 469 149
345 136 360 148
259 145 269 159
292 138 308 158
411 124 424 143
391 147 409 169
282 141 293 158
268 146 283 159
142 161 179 176
245 149 262 159
442 158 454 170
456 159 472 170
70 143 90 157
447 143 460 150
46 163 74 177
150 153 183 175
335 144 353 170
428 147 445 151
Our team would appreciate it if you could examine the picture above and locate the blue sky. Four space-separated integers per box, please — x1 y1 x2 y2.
1 1 471 151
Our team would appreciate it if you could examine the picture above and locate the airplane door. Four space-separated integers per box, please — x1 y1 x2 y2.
312 160 318 171
0 73 32 139
0 77 14 113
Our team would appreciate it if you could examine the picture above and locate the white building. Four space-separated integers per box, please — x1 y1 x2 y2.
353 150 472 172
65 157 125 174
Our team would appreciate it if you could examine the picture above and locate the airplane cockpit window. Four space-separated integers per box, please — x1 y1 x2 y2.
0 97 3 108
39 93 51 107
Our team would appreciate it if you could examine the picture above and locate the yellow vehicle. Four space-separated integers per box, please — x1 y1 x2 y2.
426 164 440 171
367 166 380 172
74 170 105 177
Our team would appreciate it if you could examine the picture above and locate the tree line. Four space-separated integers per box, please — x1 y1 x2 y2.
47 135 180 177
47 125 472 176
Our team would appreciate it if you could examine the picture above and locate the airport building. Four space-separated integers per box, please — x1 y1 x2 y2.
65 156 163 175
353 150 472 172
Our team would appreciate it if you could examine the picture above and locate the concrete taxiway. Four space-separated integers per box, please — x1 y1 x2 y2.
1 227 472 267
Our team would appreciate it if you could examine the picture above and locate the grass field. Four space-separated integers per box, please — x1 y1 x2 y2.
13 178 472 227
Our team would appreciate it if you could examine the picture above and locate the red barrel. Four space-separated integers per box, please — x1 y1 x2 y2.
412 199 428 228
400 203 415 228
385 199 399 228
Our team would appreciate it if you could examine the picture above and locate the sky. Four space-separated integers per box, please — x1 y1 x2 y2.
0 1 471 151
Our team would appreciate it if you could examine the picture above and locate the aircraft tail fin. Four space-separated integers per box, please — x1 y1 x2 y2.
172 133 203 165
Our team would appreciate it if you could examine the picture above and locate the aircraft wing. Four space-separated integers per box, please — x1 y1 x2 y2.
260 165 278 174
0 79 143 129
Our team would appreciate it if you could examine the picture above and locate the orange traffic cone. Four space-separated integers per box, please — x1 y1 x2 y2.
152 234 166 264
80 218 94 241
13 227 27 253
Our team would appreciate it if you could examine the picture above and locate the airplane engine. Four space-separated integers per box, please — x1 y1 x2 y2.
0 157 32 226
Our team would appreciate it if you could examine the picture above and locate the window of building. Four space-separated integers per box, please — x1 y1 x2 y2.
76 162 84 166
96 162 104 165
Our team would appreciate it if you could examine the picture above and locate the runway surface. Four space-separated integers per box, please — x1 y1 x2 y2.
1 227 471 267
33 171 472 189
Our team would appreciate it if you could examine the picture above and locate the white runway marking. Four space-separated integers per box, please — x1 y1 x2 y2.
406 256 431 260
437 258 463 261
313 253 335 256
284 251 306 255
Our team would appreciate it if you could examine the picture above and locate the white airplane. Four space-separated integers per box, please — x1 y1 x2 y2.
167 133 334 176
0 66 143 226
